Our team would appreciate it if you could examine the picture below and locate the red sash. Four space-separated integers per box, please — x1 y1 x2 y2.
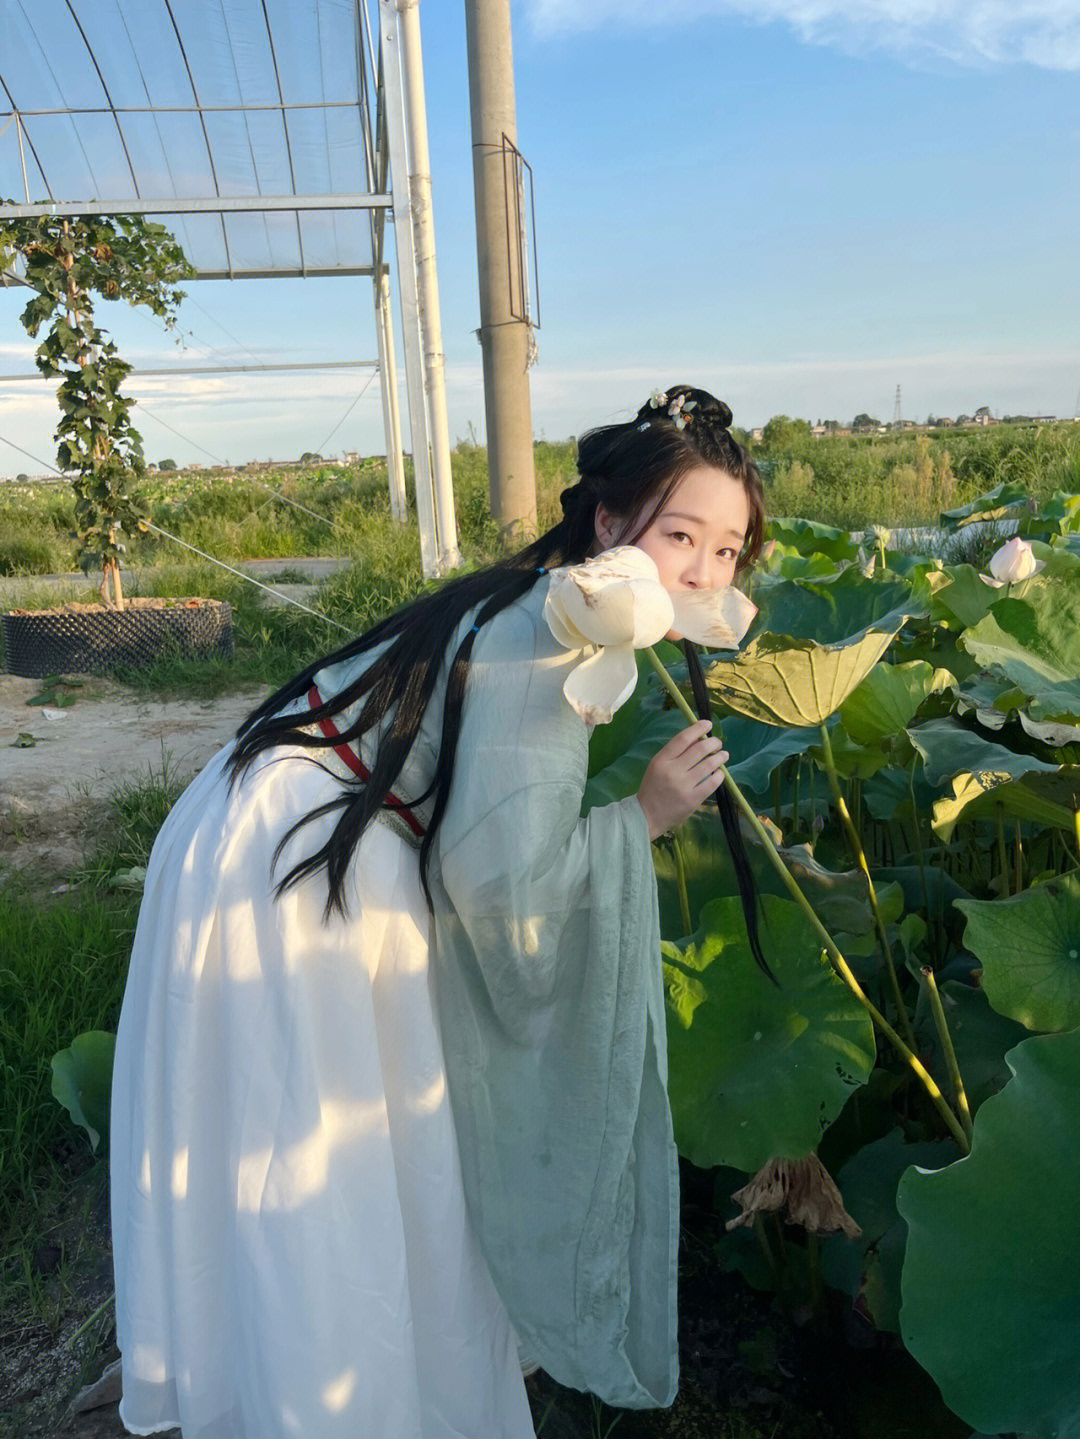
307 683 427 839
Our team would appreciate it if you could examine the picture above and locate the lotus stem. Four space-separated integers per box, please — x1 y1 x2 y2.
996 803 1009 897
642 646 971 1154
1074 810 1080 860
1014 820 1023 893
819 724 918 1054
807 1232 825 1322
671 828 692 936
919 967 974 1143
793 759 802 839
752 1214 784 1288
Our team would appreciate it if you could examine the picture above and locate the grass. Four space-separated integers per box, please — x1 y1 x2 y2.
0 758 191 1291
0 881 137 1283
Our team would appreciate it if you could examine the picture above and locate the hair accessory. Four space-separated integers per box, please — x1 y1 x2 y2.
647 388 699 430
470 622 481 635
536 565 548 575
638 421 651 431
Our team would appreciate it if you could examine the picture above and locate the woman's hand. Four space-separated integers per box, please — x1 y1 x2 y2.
635 718 730 841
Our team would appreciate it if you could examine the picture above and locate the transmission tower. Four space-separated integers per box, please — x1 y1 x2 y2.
893 384 903 430
1073 383 1080 420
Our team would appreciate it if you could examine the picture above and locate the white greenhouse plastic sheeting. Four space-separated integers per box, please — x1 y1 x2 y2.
0 0 378 277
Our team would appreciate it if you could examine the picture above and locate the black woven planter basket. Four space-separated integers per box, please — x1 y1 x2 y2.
2 600 233 678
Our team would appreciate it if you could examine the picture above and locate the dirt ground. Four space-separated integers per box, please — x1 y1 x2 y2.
0 674 269 878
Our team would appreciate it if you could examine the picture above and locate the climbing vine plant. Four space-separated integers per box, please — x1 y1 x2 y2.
0 209 194 607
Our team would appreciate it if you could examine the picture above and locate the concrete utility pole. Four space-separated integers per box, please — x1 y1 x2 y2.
397 0 460 570
464 0 537 543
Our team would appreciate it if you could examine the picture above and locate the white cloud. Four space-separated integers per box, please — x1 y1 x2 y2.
524 1 1080 71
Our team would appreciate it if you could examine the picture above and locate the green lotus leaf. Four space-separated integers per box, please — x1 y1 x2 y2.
582 703 685 814
871 866 971 944
651 812 876 943
662 895 876 1172
586 641 683 778
955 875 1080 1032
840 660 955 746
766 516 858 561
816 1066 905 1177
1019 538 1080 577
705 620 910 729
777 553 844 581
1017 489 1080 538
939 479 1032 529
51 1030 116 1153
717 714 818 793
959 578 1080 723
908 715 1059 787
913 978 1030 1116
897 1029 1080 1439
953 670 1026 724
931 764 1080 843
922 566 1000 630
807 719 891 781
745 568 917 647
818 1129 957 1333
861 766 939 822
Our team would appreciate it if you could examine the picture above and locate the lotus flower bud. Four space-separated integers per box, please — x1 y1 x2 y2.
988 537 1044 583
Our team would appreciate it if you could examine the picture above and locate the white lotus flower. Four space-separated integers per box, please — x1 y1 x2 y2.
981 536 1046 587
543 545 758 724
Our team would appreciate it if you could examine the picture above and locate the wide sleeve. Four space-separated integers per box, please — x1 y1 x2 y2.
426 595 680 1409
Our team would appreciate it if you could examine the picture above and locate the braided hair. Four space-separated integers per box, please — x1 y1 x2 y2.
228 386 768 948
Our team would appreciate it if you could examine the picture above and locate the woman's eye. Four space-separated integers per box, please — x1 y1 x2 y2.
670 531 692 545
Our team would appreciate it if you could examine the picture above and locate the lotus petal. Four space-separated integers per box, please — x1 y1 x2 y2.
559 575 674 648
563 643 639 724
669 587 757 648
546 546 674 648
543 591 591 650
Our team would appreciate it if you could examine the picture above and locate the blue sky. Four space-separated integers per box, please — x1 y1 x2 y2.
2 0 1079 473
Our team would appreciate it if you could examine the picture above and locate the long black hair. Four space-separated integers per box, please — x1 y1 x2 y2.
228 384 768 954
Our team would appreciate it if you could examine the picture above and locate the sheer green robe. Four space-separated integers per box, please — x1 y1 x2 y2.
313 579 679 1408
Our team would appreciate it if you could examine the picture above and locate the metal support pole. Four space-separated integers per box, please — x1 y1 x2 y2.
464 0 537 545
378 0 440 576
375 268 408 522
396 0 460 570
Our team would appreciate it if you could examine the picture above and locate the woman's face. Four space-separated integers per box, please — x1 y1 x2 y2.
594 464 751 637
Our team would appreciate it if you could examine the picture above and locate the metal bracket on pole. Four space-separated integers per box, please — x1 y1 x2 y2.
378 0 440 578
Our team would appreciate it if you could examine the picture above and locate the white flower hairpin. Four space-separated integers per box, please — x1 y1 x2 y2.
543 545 758 724
648 388 699 430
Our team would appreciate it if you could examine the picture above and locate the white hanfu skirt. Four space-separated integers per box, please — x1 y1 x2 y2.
110 744 537 1439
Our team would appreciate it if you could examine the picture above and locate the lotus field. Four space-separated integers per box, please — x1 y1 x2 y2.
40 472 1080 1436
580 478 1080 1439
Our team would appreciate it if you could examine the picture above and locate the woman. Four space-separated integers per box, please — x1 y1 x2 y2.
110 386 766 1439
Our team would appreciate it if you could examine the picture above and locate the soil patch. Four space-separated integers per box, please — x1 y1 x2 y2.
0 674 268 879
